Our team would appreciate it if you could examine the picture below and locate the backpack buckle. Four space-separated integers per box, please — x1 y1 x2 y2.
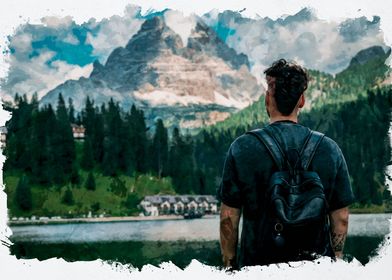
274 222 284 232
273 222 285 248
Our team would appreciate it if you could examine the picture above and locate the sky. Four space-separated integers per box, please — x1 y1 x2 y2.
0 1 389 101
0 1 391 279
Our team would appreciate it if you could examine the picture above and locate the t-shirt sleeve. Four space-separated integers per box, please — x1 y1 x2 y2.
328 150 355 211
216 144 242 209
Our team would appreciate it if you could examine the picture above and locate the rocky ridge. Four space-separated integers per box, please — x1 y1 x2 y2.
40 16 263 129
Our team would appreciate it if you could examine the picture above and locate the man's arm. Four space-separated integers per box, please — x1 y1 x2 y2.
329 207 349 259
220 202 241 268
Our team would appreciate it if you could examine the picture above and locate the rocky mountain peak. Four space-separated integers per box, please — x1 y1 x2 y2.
125 16 183 54
278 8 315 26
187 20 250 70
349 45 391 66
140 15 165 31
90 59 105 78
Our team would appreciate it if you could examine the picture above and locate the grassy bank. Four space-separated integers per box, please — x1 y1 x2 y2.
4 171 175 218
349 202 392 214
4 170 392 218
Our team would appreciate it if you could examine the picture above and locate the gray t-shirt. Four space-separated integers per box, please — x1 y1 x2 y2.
217 120 355 267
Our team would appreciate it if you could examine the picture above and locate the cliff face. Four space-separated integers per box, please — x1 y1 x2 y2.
40 16 263 129
349 45 391 67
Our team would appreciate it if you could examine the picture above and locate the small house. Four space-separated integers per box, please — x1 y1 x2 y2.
71 124 85 139
0 126 7 148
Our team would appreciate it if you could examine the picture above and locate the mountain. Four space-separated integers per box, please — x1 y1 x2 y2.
336 45 391 88
349 45 391 67
339 16 380 43
39 16 263 129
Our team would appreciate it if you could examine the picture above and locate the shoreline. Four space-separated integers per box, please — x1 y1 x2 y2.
7 212 392 226
7 214 219 226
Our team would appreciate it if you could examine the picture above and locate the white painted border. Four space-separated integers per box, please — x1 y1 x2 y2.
0 1 391 279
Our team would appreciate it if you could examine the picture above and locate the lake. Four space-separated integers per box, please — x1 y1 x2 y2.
7 214 392 269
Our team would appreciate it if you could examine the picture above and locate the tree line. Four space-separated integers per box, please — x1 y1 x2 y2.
3 93 199 211
3 87 392 212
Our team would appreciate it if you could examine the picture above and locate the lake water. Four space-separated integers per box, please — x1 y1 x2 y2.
7 214 392 268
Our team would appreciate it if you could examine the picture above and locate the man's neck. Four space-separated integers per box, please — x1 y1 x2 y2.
269 115 298 124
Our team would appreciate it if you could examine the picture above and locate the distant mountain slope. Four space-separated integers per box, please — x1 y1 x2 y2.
336 45 391 88
209 45 391 132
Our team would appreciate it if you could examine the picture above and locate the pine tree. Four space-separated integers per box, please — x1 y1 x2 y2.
41 104 58 185
85 172 96 191
168 128 195 194
56 93 68 122
15 175 32 211
91 202 100 213
68 97 76 124
134 107 148 173
151 119 168 178
81 137 94 171
30 108 51 185
4 94 34 172
109 177 127 197
126 105 148 174
62 187 74 205
93 111 105 164
82 96 95 138
75 113 82 125
101 99 122 176
118 110 133 174
70 168 81 186
168 127 182 189
52 93 76 185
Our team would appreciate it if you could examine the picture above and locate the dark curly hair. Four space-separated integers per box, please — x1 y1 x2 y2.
264 59 309 116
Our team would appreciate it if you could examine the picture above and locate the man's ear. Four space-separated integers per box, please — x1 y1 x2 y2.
265 91 270 107
298 94 305 108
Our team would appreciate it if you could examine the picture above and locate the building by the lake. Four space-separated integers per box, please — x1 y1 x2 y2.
139 195 219 216
0 126 7 149
71 124 85 140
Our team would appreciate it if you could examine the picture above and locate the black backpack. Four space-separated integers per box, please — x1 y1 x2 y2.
246 126 334 264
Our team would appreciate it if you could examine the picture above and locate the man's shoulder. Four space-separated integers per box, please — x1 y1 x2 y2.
229 127 344 161
310 131 345 168
229 129 267 157
317 133 343 155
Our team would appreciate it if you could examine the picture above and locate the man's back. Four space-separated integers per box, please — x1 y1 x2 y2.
218 120 354 267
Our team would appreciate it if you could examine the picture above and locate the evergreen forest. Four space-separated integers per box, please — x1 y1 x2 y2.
3 59 392 217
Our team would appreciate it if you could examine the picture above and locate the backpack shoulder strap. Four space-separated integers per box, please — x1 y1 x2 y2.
246 128 285 171
300 130 325 170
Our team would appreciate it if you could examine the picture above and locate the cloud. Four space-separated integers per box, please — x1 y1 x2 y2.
1 50 92 100
204 8 388 77
40 15 74 28
9 32 33 59
163 10 197 46
85 5 144 63
1 5 388 103
63 33 79 45
1 4 144 101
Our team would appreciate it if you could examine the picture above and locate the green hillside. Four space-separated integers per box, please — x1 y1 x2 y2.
210 60 390 134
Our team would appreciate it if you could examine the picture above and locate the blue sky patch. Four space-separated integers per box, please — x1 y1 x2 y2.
212 22 236 42
136 8 169 20
31 34 97 67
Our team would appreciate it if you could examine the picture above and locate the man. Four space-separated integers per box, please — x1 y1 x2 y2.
218 59 355 269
